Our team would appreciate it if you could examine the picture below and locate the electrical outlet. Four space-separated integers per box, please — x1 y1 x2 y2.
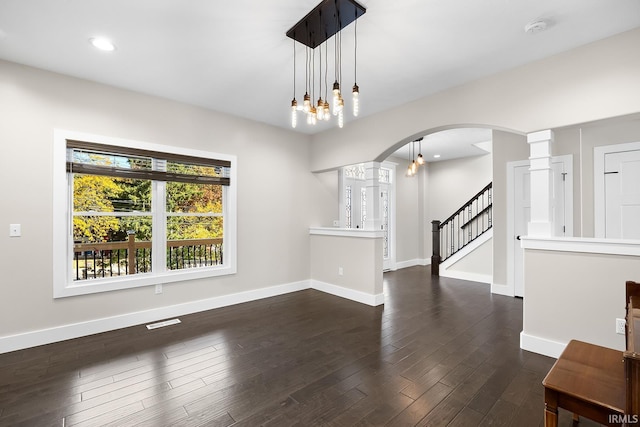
155 284 163 294
338 267 344 276
616 318 626 335
333 220 340 227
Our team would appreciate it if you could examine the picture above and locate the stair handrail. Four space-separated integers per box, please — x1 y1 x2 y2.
439 182 492 229
431 182 492 275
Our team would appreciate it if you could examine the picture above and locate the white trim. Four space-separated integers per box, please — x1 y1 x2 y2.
53 129 238 298
521 236 640 256
1 278 390 354
440 229 493 270
594 141 640 238
491 282 515 297
439 229 493 284
309 227 384 238
394 259 429 270
506 159 530 298
381 161 397 272
527 129 554 144
520 331 566 359
439 270 491 284
310 280 384 306
506 155 573 298
0 280 309 354
557 154 574 238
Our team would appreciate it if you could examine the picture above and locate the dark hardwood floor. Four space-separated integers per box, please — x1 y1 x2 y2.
0 267 599 426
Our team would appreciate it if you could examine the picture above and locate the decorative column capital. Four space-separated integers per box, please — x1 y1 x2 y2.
527 129 554 144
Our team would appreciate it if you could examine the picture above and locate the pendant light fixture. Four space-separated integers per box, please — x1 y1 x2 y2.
411 140 418 175
352 15 359 117
407 142 415 177
416 137 425 165
287 0 366 129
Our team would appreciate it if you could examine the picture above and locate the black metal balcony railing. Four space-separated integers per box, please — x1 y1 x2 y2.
431 183 492 274
73 236 223 281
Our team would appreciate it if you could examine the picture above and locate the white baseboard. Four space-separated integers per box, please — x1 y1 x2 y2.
310 280 384 306
394 258 429 270
520 332 566 358
0 278 388 354
0 281 310 355
491 282 515 297
439 270 491 284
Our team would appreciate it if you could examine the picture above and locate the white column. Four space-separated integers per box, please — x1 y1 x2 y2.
363 162 381 231
527 130 554 237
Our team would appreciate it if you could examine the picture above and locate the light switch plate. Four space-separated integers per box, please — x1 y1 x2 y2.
9 224 21 237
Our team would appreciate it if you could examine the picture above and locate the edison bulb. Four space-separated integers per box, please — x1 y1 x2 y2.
291 99 297 128
303 92 311 113
352 84 359 117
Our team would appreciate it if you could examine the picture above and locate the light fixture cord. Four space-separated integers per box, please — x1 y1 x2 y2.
318 42 322 100
334 21 338 82
339 29 342 87
293 37 296 98
354 13 357 84
312 45 315 102
325 40 329 99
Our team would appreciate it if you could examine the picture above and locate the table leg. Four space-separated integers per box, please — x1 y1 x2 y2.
544 387 558 427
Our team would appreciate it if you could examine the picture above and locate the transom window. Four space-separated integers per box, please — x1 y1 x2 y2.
53 131 237 298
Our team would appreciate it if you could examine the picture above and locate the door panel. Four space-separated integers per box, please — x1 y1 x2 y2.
514 165 530 297
605 151 640 239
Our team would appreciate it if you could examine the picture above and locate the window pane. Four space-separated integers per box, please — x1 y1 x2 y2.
72 216 152 281
166 216 224 270
166 182 222 214
73 174 151 213
72 149 152 170
166 162 228 178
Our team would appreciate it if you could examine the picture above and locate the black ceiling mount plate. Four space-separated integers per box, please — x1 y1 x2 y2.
286 0 366 49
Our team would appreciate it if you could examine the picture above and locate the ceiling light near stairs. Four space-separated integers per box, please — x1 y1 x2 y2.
89 37 116 52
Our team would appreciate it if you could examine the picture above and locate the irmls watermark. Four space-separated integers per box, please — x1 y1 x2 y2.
609 414 640 424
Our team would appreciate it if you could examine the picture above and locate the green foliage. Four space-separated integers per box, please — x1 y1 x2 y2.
73 175 121 242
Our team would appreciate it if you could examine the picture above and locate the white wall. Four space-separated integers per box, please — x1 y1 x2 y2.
425 154 493 258
522 242 640 357
390 156 424 266
553 114 640 237
442 236 493 283
309 233 383 300
310 169 339 227
0 60 315 340
492 130 529 289
310 27 640 172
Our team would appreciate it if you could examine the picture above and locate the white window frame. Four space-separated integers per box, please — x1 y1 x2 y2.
53 129 237 298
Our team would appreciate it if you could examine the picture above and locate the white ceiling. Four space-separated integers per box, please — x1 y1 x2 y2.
0 0 639 142
391 128 492 163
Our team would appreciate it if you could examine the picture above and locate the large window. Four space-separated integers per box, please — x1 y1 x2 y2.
53 130 237 298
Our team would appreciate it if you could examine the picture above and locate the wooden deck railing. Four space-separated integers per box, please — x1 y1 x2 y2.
73 235 223 281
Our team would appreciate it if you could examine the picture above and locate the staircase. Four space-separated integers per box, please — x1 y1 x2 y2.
431 183 492 275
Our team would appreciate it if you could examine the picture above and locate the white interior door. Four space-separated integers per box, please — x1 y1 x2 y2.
513 165 530 297
604 150 640 239
511 156 571 297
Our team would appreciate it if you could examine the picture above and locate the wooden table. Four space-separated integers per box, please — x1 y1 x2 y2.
542 339 625 426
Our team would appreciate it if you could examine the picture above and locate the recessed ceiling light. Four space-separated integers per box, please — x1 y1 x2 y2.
89 37 116 52
434 154 441 158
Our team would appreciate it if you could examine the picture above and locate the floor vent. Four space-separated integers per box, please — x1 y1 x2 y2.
146 318 181 330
